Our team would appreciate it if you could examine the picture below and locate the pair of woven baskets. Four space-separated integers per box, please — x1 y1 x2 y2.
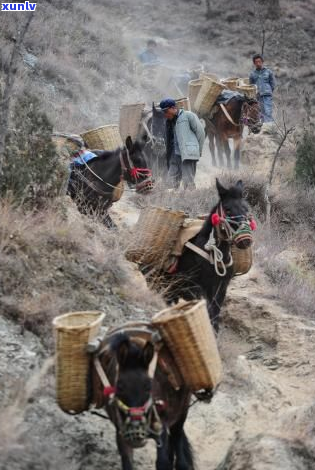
152 299 222 391
188 79 203 112
53 311 105 413
221 77 239 91
81 125 123 151
125 206 187 269
119 103 146 142
236 84 257 100
194 76 226 117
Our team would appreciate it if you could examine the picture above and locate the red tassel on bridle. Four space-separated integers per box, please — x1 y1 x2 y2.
103 386 116 397
130 167 152 179
211 213 221 226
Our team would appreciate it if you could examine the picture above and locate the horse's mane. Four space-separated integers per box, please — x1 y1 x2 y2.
111 333 144 369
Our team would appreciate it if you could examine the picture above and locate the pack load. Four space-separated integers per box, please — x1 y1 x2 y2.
152 300 222 391
194 76 226 117
81 124 123 151
53 311 105 413
119 103 146 142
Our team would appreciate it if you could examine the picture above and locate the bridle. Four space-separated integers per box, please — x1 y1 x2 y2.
185 203 256 277
93 347 163 447
111 394 163 446
73 147 153 198
218 100 262 134
240 100 263 133
211 203 255 247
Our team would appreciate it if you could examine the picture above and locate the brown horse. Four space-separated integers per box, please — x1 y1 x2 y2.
205 96 262 169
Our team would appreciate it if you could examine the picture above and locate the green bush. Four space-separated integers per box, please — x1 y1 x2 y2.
0 93 67 207
295 128 315 186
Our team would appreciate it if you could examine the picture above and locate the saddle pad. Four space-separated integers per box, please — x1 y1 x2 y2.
171 219 203 257
73 150 97 166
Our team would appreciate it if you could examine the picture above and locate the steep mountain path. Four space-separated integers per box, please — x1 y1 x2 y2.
112 184 315 469
1 188 315 469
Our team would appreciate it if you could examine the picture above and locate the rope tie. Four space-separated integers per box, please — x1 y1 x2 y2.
204 232 229 277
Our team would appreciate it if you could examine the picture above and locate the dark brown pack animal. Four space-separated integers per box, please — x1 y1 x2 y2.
68 137 152 228
144 179 254 332
205 97 262 169
98 333 194 470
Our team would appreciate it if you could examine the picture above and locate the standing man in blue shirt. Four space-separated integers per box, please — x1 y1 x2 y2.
249 54 276 123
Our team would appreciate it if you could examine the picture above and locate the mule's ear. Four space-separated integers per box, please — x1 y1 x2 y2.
116 338 130 367
142 341 155 368
125 136 133 151
216 178 228 198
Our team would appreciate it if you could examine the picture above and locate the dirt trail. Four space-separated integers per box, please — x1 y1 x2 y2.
111 180 315 469
1 187 315 469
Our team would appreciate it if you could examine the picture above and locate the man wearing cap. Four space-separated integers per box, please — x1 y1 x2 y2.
160 98 205 189
249 54 276 123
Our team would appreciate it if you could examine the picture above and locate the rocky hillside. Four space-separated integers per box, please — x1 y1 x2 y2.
1 0 314 133
1 191 315 470
1 1 315 469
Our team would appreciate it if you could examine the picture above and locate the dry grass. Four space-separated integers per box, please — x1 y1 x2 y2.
0 197 164 348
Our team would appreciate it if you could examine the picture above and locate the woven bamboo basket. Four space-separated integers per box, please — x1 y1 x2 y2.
194 77 226 116
231 245 253 276
152 300 222 391
81 125 123 151
119 103 146 142
238 78 250 86
199 72 219 81
125 206 186 268
236 84 257 100
53 311 105 414
221 77 239 91
175 97 191 111
188 79 203 112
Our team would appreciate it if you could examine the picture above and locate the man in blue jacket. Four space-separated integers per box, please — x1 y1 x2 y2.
138 39 161 65
249 54 276 123
160 98 205 189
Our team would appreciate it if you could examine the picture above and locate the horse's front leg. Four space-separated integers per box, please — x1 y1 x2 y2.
223 138 232 169
208 132 217 167
234 136 241 169
116 432 134 470
156 426 174 470
206 279 229 333
216 136 225 167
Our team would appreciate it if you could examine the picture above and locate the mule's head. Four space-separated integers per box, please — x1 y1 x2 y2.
110 334 161 448
241 98 262 134
124 136 154 192
214 179 255 248
152 103 166 140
